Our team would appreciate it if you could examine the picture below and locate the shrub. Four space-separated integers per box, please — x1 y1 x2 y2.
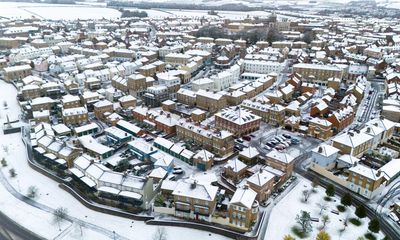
337 205 346 212
349 218 362 226
365 233 377 240
291 226 308 239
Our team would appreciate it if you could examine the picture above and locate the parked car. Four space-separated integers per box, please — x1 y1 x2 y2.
388 212 399 222
236 139 244 144
242 135 251 141
282 134 291 139
266 142 275 147
173 169 184 175
282 142 290 148
264 145 271 151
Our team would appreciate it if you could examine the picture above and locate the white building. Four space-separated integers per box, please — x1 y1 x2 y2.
244 60 285 74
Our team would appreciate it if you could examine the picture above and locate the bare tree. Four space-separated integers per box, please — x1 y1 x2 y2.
2 145 9 155
53 207 68 231
321 215 330 230
302 189 311 203
9 168 17 178
152 227 167 240
27 185 38 199
317 202 328 215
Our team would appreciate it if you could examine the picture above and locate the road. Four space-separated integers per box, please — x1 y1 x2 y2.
293 153 400 240
0 211 44 240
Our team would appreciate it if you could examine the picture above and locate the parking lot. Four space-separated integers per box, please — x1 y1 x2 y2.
235 123 322 158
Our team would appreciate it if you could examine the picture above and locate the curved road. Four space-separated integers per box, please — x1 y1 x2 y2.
0 211 44 240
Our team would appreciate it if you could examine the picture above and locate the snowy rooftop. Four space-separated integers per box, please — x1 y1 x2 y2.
216 107 261 125
172 180 218 202
247 169 275 187
230 186 257 209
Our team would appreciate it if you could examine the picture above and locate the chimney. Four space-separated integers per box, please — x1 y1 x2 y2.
318 146 323 153
376 170 381 177
366 127 371 133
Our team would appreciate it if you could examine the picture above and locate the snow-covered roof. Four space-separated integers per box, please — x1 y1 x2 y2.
224 158 247 173
247 169 275 187
216 107 261 125
172 180 218 202
266 150 295 164
312 144 339 157
348 164 381 181
230 186 257 209
239 147 259 159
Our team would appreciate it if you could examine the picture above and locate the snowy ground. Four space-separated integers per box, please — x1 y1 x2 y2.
0 80 230 240
0 2 121 20
265 177 385 240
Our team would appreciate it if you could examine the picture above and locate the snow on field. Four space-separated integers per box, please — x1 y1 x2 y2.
0 80 230 240
0 180 72 239
265 177 385 240
0 2 121 20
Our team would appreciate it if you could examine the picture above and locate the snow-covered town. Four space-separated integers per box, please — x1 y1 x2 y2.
0 0 400 240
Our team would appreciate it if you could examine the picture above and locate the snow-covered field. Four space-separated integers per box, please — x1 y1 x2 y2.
0 2 121 20
265 177 385 240
0 80 230 240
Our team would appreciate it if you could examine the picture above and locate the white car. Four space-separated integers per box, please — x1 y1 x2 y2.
388 212 399 222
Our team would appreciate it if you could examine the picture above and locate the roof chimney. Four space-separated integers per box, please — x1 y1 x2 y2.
191 180 197 189
318 146 323 153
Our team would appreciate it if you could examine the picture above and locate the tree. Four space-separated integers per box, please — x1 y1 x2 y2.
325 184 335 198
296 210 312 233
368 218 380 233
152 227 167 240
1 158 7 167
266 27 283 44
115 159 130 172
9 168 17 178
321 215 330 229
27 186 38 199
316 231 331 240
302 189 311 202
355 205 367 220
317 203 328 215
312 177 319 192
302 30 316 44
53 207 68 231
283 235 295 240
341 193 352 207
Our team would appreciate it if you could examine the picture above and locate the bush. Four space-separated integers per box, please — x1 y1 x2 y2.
324 196 332 201
337 205 346 212
1 158 7 167
349 218 362 226
291 226 308 239
365 233 377 240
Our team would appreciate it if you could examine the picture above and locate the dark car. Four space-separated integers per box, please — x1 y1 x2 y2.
282 134 291 139
242 135 251 141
